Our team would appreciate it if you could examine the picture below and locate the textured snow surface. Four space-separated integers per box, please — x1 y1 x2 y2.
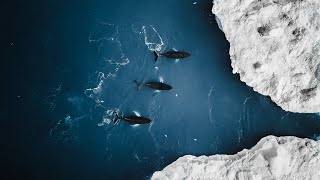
152 136 320 180
212 0 320 113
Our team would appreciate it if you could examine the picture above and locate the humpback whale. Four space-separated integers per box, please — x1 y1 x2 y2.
153 51 190 62
134 80 172 90
113 112 151 125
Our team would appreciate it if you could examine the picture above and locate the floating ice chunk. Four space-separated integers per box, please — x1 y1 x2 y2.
165 134 168 138
212 0 320 112
193 2 197 5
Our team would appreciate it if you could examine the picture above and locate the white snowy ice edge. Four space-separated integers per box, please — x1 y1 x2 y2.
212 0 320 113
152 135 320 180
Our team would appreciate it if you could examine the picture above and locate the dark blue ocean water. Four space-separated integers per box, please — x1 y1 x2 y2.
4 0 320 179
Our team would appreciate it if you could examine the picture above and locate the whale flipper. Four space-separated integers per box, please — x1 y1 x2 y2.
154 51 159 62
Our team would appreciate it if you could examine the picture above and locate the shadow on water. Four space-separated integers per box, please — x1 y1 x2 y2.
4 0 320 179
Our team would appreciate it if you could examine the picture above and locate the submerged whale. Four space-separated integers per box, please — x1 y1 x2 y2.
113 112 151 125
153 51 190 62
134 80 172 90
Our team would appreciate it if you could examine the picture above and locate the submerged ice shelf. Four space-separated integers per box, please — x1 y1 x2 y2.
152 136 320 180
212 0 320 113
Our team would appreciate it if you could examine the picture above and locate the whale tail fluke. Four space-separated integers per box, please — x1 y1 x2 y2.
153 51 159 62
133 80 142 90
114 112 120 124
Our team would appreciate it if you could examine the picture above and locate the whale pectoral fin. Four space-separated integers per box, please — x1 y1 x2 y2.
154 51 159 62
152 90 160 97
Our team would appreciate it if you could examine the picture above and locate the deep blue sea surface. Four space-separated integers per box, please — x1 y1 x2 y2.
4 0 320 179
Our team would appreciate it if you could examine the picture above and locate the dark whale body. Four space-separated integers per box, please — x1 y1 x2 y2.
114 112 151 125
134 80 172 90
153 51 190 62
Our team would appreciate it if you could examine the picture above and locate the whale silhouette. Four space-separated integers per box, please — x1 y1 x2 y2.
153 50 190 62
134 80 172 90
113 112 151 125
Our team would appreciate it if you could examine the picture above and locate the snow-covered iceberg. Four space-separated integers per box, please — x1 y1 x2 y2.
152 136 320 180
212 0 320 113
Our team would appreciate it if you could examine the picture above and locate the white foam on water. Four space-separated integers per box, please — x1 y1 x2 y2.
84 72 107 99
49 114 87 143
175 59 180 63
86 22 129 103
42 83 62 111
165 134 168 138
98 117 112 126
193 2 197 5
106 108 119 116
142 25 164 52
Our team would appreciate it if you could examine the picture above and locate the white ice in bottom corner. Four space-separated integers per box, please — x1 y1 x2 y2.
152 135 320 180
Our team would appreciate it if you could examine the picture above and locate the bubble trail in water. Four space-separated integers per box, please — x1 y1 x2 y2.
142 25 164 52
42 83 62 111
86 22 130 102
207 85 216 126
86 23 166 129
49 114 87 143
